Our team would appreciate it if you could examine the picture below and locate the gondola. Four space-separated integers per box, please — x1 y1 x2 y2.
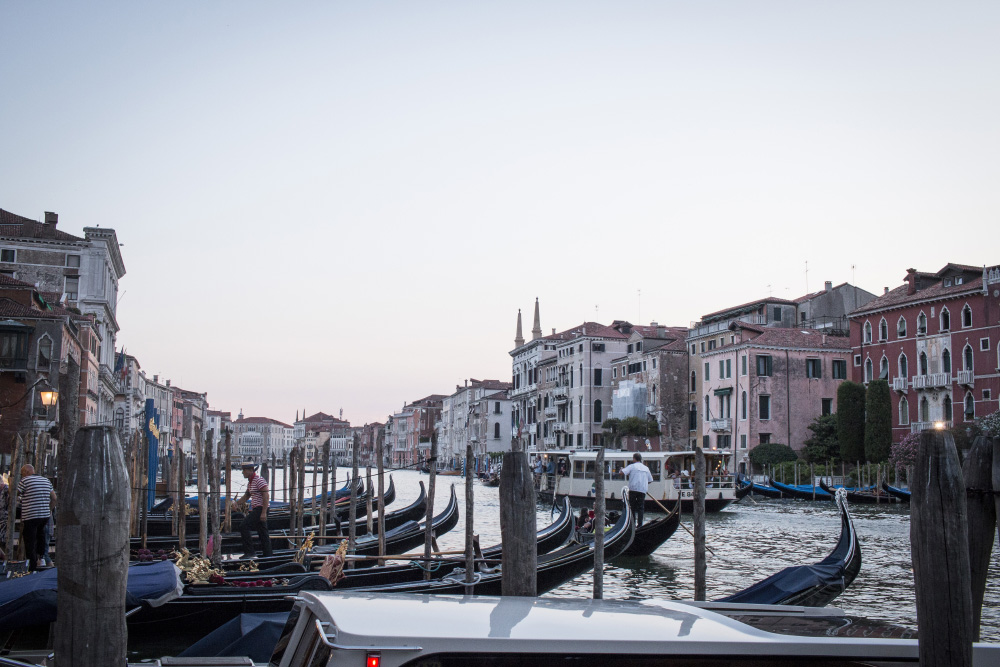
717 488 861 607
768 478 833 501
150 476 359 513
882 482 911 502
126 490 578 639
616 500 680 558
132 477 416 556
747 479 785 499
820 480 898 505
734 475 752 501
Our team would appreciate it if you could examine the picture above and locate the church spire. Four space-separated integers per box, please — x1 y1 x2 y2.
531 297 542 340
514 309 524 347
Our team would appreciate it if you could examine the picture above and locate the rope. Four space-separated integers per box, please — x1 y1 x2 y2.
409 559 443 572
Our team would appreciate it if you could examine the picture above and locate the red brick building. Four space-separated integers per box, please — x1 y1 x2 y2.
849 263 1000 442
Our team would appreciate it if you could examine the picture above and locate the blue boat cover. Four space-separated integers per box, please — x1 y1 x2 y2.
0 560 182 631
718 561 843 604
179 612 289 662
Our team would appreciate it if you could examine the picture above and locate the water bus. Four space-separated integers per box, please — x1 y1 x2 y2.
538 449 737 513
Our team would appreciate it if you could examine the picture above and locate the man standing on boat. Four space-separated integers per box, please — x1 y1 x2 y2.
16 464 55 571
238 463 273 559
621 453 653 526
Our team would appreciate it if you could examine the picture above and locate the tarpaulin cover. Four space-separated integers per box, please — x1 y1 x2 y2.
178 612 289 662
149 478 355 512
0 560 182 631
717 562 844 604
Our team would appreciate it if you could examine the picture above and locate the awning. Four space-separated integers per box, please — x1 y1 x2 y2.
713 387 733 396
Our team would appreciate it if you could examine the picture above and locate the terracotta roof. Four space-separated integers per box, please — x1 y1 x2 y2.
0 208 84 242
556 321 628 341
850 271 988 316
935 263 983 276
302 411 348 424
470 378 513 391
235 416 293 428
749 328 851 350
700 297 797 322
0 275 37 289
0 297 58 319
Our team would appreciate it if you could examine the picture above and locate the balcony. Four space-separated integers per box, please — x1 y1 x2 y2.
554 421 568 433
709 418 731 432
544 406 558 419
911 421 952 433
956 370 975 385
892 376 908 392
553 392 568 404
912 373 950 389
542 436 557 447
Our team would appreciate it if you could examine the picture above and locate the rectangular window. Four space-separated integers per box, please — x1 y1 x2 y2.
756 355 772 377
984 389 991 401
772 306 782 321
719 360 724 379
822 398 833 416
64 276 79 300
740 434 747 449
854 354 862 367
760 433 771 445
592 343 605 352
703 435 710 448
594 368 602 386
0 249 14 263
66 254 81 268
612 367 617 379
701 342 706 353
832 359 847 380
806 358 822 378
577 433 583 448
636 342 642 352
652 358 656 369
704 362 710 381
627 344 633 354
708 340 716 350
726 359 731 378
741 355 747 376
759 395 771 420
981 338 990 351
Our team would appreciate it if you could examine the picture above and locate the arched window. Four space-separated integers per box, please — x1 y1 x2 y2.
940 307 950 332
690 371 696 391
879 318 888 341
898 396 909 425
898 353 908 379
865 358 873 383
943 396 952 422
965 392 975 420
942 349 951 374
919 352 928 375
920 396 930 422
593 400 602 423
964 345 974 371
962 304 972 328
651 385 656 402
863 321 873 343
741 391 747 420
494 422 500 439
917 312 927 335
897 316 907 338
37 335 52 369
879 356 889 379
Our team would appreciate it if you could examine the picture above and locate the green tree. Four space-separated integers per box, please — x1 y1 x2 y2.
802 414 840 463
864 379 892 462
748 442 798 466
837 381 866 462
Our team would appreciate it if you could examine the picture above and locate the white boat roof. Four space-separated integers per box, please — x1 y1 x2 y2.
549 449 730 460
302 592 934 659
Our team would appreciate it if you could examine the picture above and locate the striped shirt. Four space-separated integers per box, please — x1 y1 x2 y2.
247 474 268 509
17 475 54 521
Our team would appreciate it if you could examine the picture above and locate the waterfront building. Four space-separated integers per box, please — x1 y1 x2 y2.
171 386 209 455
700 324 852 472
0 208 126 424
469 389 512 463
608 322 690 450
231 411 293 462
849 263 1000 442
206 409 233 459
385 395 443 468
293 411 351 464
357 422 384 467
436 379 512 467
113 352 146 442
687 281 875 449
143 375 173 458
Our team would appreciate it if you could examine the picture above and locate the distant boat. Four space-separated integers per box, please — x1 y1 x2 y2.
821 480 899 505
882 482 911 502
768 478 833 501
747 479 785 499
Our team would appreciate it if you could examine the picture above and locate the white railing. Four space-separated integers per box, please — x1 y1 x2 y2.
544 406 558 418
892 376 908 392
912 373 950 389
543 436 557 447
956 370 975 385
709 418 731 432
554 421 568 432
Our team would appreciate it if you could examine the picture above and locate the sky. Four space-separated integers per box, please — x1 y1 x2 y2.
2 2 998 426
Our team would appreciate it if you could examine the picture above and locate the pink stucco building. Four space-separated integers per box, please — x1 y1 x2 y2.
700 323 852 473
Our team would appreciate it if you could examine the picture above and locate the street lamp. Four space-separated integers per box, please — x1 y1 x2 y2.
40 389 59 408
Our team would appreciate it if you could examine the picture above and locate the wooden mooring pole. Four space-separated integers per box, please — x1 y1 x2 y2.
423 434 437 580
320 441 330 543
209 429 222 564
177 449 186 548
694 445 707 601
964 435 995 641
593 446 605 599
224 430 233 533
911 429 972 667
196 427 208 558
376 431 386 562
348 433 360 567
54 426 129 666
464 443 475 595
6 435 25 561
499 435 536 596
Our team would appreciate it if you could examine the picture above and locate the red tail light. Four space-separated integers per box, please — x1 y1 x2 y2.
366 652 381 667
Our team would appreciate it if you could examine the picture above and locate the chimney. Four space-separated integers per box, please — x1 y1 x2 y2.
884 287 889 295
153 375 158 383
44 212 58 226
905 268 917 295
824 281 832 292
551 328 555 335
166 379 171 387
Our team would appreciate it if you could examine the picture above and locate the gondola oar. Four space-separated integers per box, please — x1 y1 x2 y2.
645 491 717 557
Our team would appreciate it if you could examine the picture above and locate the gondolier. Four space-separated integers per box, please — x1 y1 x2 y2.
238 463 272 559
621 453 653 526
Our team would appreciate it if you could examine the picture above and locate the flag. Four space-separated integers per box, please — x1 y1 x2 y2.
513 412 522 439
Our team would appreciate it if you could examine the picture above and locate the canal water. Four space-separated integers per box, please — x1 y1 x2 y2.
255 467 1000 641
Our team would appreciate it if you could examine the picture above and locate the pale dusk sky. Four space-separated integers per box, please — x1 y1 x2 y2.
2 2 998 425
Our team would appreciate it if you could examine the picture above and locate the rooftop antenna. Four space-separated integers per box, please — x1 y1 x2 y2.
637 288 641 325
595 304 599 321
767 284 773 297
805 260 809 294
